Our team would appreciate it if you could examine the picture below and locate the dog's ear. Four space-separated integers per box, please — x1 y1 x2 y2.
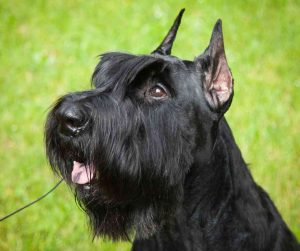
196 20 233 114
152 9 185 55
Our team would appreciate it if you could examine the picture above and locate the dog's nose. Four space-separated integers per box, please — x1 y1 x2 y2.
56 104 88 136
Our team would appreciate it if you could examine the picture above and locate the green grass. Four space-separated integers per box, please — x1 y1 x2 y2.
0 0 299 250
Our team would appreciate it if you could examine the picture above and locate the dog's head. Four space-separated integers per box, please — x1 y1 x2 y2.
45 9 233 240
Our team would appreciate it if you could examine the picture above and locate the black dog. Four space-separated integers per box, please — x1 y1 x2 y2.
45 9 299 251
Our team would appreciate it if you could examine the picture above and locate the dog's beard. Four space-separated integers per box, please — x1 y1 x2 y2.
46 134 187 240
46 96 195 240
73 166 184 241
47 135 189 240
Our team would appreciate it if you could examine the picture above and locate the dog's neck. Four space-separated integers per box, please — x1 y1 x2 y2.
183 117 256 226
132 117 298 250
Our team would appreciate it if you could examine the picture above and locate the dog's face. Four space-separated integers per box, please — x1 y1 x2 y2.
45 9 233 240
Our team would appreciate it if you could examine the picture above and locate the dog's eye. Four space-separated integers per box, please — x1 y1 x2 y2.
147 84 168 99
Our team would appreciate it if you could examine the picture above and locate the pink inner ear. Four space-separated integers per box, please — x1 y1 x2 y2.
211 56 232 105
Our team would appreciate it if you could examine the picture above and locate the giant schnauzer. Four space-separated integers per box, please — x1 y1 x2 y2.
45 9 299 251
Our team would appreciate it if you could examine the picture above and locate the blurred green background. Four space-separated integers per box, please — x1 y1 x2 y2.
0 0 299 250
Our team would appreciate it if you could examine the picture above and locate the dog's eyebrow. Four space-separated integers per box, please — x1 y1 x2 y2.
92 52 165 90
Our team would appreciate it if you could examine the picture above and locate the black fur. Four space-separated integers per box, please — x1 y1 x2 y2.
45 9 299 251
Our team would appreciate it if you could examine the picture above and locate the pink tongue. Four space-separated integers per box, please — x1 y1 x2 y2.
71 161 95 184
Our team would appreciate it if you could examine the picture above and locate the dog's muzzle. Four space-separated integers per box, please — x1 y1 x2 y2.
54 102 95 185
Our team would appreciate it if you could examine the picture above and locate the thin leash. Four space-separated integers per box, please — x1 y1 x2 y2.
0 179 64 222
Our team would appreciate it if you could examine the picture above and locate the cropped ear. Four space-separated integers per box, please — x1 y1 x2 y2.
196 20 233 114
152 9 185 55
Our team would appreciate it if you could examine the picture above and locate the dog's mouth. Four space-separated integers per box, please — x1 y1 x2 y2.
71 161 95 185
